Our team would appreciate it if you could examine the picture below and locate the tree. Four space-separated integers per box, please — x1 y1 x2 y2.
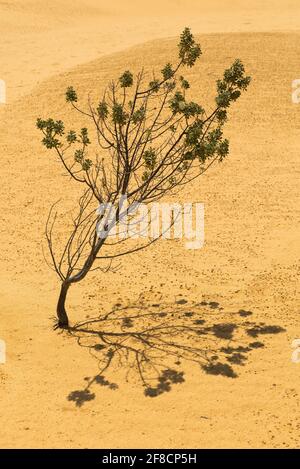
37 28 251 329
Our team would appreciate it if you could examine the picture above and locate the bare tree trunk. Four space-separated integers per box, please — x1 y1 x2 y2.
57 282 70 328
56 240 106 328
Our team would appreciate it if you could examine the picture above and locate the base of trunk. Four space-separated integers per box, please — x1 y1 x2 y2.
57 282 70 328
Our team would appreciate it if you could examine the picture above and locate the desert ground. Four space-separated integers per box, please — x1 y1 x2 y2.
0 0 300 449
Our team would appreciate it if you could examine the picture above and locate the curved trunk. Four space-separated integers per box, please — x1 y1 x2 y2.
56 239 105 328
57 282 70 328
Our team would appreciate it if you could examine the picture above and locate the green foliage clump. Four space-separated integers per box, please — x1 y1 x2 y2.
169 91 186 114
119 70 133 88
66 86 77 103
79 128 90 145
216 109 227 124
161 63 174 80
185 121 203 146
97 101 108 119
112 103 128 125
193 128 229 163
143 147 156 170
178 27 201 67
36 118 64 149
67 130 77 144
216 59 251 108
179 76 190 90
182 102 204 119
149 79 160 92
132 106 146 125
74 149 84 163
81 159 93 171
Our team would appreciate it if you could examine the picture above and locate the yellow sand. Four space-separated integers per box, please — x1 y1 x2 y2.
0 1 299 448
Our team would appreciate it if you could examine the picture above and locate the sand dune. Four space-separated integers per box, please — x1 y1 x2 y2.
1 0 300 101
0 1 300 449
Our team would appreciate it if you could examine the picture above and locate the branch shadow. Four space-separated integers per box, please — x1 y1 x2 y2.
64 298 285 406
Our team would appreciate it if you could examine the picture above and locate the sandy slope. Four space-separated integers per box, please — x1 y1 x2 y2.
0 1 300 449
2 0 300 101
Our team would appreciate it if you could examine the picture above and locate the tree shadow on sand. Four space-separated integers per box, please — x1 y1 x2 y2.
63 298 285 406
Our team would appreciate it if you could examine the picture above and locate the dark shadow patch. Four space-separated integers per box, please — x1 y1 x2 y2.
211 323 236 339
221 346 251 354
194 319 206 325
239 309 253 317
176 299 188 305
249 341 265 349
226 353 247 365
67 389 95 407
94 375 118 390
144 369 185 397
202 362 237 378
247 325 285 338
